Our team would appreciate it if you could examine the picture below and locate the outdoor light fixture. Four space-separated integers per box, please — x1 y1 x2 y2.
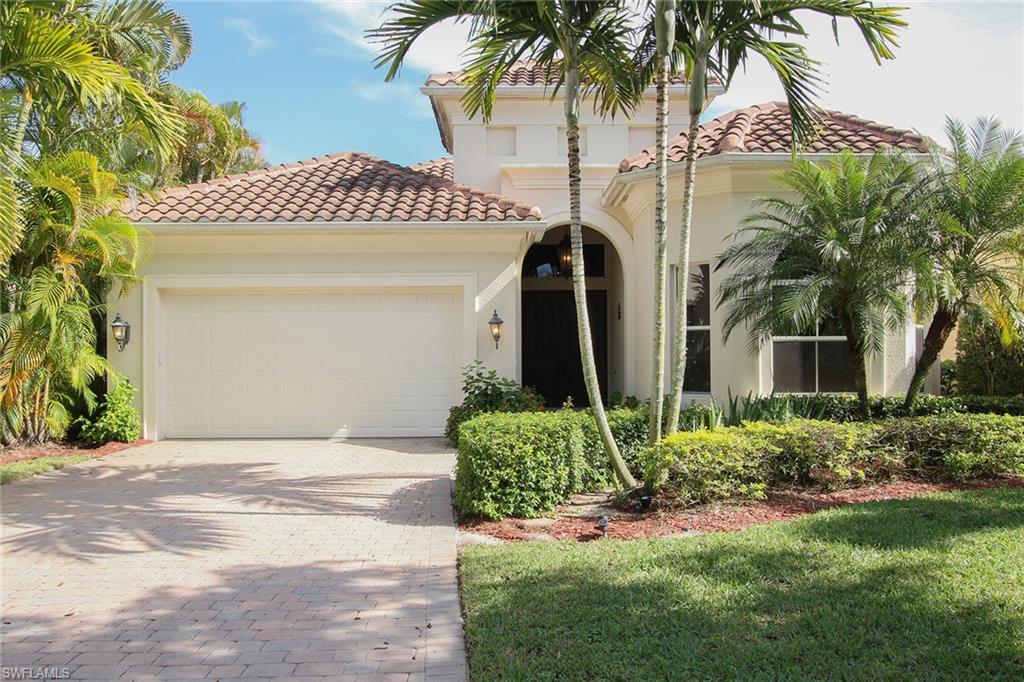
556 230 573 278
597 514 609 538
488 310 504 349
111 313 131 352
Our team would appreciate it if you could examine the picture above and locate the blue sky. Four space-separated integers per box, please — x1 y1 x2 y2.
169 1 449 166
170 1 1022 167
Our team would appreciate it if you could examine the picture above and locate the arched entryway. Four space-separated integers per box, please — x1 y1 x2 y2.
520 225 625 407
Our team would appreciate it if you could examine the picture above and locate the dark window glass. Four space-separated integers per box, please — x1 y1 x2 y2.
684 330 711 392
773 341 815 392
686 264 711 326
817 341 858 392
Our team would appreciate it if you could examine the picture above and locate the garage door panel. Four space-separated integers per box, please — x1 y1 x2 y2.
161 286 463 438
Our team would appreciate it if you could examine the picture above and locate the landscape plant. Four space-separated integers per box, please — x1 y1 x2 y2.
716 151 929 419
371 0 645 488
656 0 907 434
903 117 1024 407
444 361 543 446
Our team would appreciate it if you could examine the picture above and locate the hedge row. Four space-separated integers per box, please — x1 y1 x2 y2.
645 414 1024 505
790 393 1024 421
455 408 648 519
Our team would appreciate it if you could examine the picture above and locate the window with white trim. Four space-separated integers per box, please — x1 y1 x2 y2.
772 315 857 393
670 263 711 393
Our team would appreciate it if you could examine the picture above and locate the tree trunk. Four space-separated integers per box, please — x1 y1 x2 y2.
564 66 636 489
840 313 871 420
664 105 703 433
12 86 33 155
647 51 671 445
904 304 958 408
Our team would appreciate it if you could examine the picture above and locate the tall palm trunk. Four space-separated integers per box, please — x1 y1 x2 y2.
665 57 706 434
564 66 636 489
648 0 675 445
904 304 958 407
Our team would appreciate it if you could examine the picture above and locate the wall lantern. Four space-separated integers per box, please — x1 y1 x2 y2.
556 230 573 278
111 313 131 352
488 310 504 349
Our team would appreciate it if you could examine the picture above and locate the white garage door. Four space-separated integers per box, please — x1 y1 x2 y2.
161 287 463 438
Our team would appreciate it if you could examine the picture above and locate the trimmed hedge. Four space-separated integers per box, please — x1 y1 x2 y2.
644 414 1024 505
456 407 647 519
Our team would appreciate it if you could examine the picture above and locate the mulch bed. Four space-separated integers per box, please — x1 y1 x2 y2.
462 477 1024 543
0 439 151 465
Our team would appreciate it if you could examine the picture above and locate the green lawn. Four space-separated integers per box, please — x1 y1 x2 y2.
0 454 90 485
460 488 1024 681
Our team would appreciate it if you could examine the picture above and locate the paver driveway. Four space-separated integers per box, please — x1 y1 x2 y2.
1 439 466 681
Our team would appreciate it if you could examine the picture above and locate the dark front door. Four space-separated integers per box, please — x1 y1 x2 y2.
522 290 607 408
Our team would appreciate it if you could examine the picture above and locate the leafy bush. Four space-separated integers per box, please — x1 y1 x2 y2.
455 412 586 519
644 430 766 504
957 394 1024 416
881 413 1024 479
576 407 648 485
445 362 544 446
954 318 1024 396
456 407 652 519
644 414 1024 503
78 381 141 444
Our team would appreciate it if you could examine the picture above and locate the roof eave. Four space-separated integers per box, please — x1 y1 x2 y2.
135 220 548 235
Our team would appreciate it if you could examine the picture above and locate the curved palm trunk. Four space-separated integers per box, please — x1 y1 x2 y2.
904 304 958 407
840 313 872 420
647 53 671 445
664 108 702 434
564 67 636 489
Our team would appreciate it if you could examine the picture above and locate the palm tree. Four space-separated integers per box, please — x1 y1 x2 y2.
643 0 676 444
903 117 1024 407
659 0 907 434
1 151 148 444
370 0 643 488
1 0 186 262
716 151 928 419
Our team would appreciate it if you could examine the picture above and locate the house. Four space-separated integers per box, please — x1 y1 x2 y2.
113 61 932 440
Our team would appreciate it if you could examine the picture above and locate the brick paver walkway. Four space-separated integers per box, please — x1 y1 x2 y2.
1 439 466 681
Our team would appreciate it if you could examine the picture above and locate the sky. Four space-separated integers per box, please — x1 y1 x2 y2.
169 1 1024 167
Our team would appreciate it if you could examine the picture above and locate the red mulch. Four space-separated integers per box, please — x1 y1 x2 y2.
0 439 151 465
462 477 1024 543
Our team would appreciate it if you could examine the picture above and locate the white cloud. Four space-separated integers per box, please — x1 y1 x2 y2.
225 17 273 52
350 79 433 118
707 2 1023 143
314 0 471 75
311 1 1021 139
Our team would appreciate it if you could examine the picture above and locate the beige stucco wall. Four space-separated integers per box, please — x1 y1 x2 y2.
108 229 536 432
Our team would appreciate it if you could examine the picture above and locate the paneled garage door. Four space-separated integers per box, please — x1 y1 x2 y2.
161 287 463 438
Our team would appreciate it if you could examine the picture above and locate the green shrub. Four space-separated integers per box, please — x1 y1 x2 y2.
78 381 141 444
455 412 587 519
643 414 1024 504
881 413 1024 479
954 318 1024 396
957 394 1024 416
577 407 648 485
445 362 544 446
644 430 766 504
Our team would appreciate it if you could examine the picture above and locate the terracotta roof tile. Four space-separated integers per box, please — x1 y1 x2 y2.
426 59 693 87
130 154 542 223
618 101 929 173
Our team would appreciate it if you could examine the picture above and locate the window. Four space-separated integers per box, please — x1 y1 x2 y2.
772 315 857 393
670 263 711 393
486 126 516 156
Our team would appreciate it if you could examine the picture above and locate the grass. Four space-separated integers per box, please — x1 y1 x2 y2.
0 454 90 485
460 487 1024 681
